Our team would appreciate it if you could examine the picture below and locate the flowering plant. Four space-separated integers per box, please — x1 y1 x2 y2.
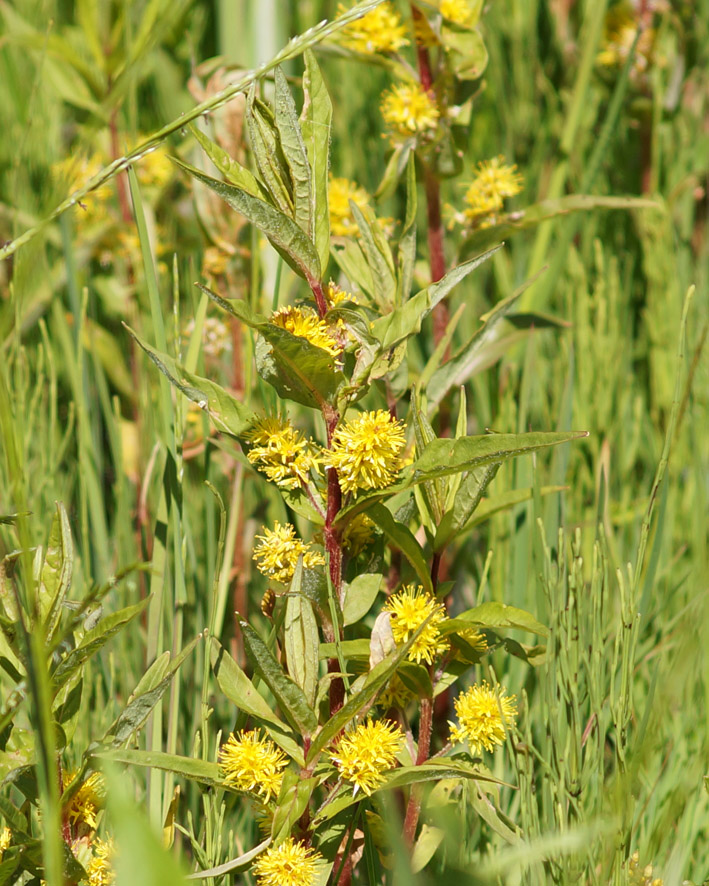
123 16 586 882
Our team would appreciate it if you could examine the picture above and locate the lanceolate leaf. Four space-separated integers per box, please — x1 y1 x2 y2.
171 157 321 282
210 639 304 765
239 622 318 737
189 125 265 198
367 503 433 593
300 49 332 271
350 202 397 309
433 464 500 552
410 431 589 483
371 246 501 351
93 749 223 789
125 324 256 436
284 560 319 706
246 90 295 216
38 502 73 641
447 601 549 637
52 599 150 693
274 67 313 238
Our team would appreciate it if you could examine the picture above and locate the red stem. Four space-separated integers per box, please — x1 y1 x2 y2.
402 695 433 844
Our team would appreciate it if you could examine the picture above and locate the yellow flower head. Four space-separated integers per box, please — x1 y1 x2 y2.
65 771 105 832
384 585 449 665
455 626 487 653
377 674 414 711
86 837 116 886
462 156 523 224
448 681 517 753
253 522 325 584
327 281 358 307
329 176 371 238
324 409 406 496
245 416 321 490
0 826 11 858
330 719 404 796
628 850 664 886
597 5 655 73
381 82 440 143
219 730 288 803
341 513 377 556
337 2 409 54
440 0 480 26
252 837 323 886
270 306 343 358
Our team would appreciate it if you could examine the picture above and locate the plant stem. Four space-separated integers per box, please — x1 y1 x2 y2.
402 695 433 845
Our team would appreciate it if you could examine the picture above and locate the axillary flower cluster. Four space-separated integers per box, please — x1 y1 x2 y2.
450 156 524 228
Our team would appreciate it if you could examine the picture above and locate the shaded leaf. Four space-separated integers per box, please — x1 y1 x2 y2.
300 50 332 270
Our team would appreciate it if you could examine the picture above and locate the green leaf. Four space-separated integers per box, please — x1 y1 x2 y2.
433 464 500 552
300 50 332 271
371 247 501 351
210 639 304 765
426 277 538 409
171 156 321 282
331 240 376 301
440 25 488 80
274 67 313 238
52 599 150 693
272 771 317 844
449 602 548 637
367 503 433 593
37 503 73 641
189 125 265 197
460 194 659 257
397 153 417 304
245 89 294 216
350 202 397 309
284 560 319 706
411 431 588 483
93 749 222 789
125 324 255 436
239 622 318 737
342 574 383 626
412 824 445 874
104 636 201 747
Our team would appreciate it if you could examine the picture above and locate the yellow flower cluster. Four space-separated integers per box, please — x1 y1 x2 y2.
597 4 655 74
324 409 406 496
327 281 357 307
460 156 523 226
0 826 11 859
252 837 323 886
440 0 480 26
337 2 409 54
245 416 320 490
448 681 517 754
65 771 105 832
86 837 116 886
219 730 288 803
381 82 440 143
377 674 414 711
384 585 449 665
456 626 487 653
628 850 664 886
270 306 343 358
253 522 325 584
341 513 376 555
330 719 403 796
328 176 371 238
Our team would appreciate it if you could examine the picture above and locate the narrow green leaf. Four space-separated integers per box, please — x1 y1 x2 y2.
284 560 319 707
274 67 313 238
189 125 265 197
449 601 548 636
240 621 318 736
125 324 256 437
371 246 501 351
367 503 433 593
300 49 332 271
350 202 397 309
246 89 295 216
272 772 317 843
93 749 222 789
210 639 304 765
397 154 417 303
52 599 150 693
171 157 321 281
433 464 500 552
38 503 73 641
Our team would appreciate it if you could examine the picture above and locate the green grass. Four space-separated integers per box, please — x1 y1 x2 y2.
0 1 707 884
